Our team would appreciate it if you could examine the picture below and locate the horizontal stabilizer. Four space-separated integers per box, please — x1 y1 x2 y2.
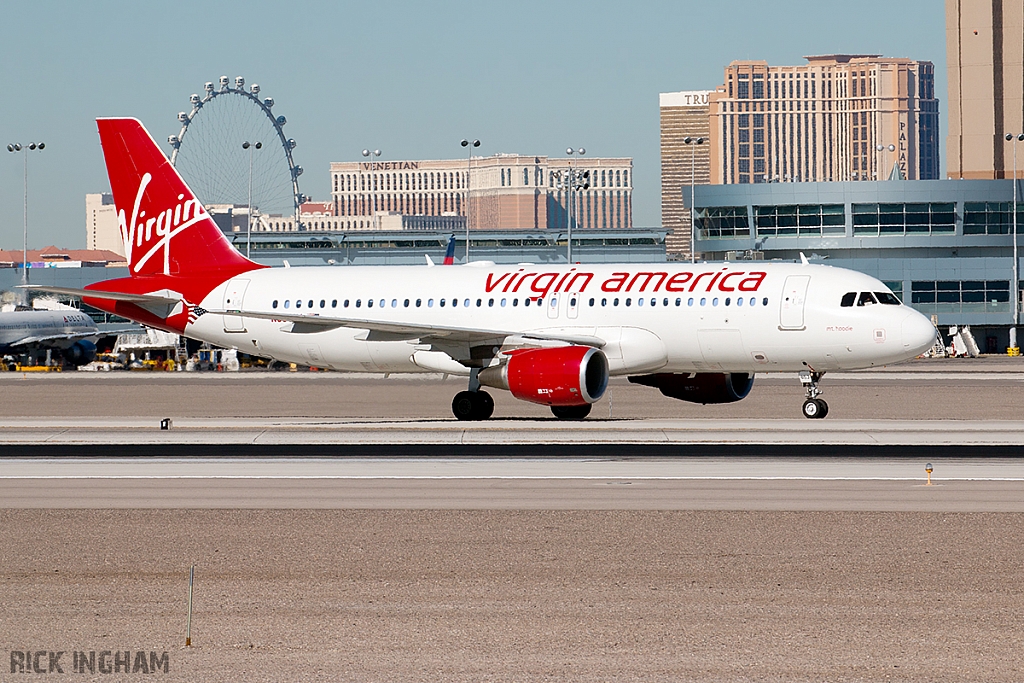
16 285 179 306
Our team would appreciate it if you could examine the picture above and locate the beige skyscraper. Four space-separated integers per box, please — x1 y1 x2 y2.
85 193 124 257
947 0 1024 179
708 56 939 184
660 90 711 258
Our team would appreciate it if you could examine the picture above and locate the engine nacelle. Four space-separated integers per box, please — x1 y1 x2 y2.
479 346 608 407
628 372 754 404
63 340 97 367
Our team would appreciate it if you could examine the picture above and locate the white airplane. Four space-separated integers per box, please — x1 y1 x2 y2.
27 118 937 419
0 307 105 367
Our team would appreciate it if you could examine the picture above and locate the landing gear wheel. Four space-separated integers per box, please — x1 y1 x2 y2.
452 391 477 421
551 404 592 420
802 398 828 419
474 391 494 420
452 390 494 421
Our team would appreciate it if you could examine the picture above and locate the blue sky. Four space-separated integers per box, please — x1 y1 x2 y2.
0 0 945 248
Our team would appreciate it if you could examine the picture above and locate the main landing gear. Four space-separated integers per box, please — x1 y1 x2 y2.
799 369 829 419
452 369 494 421
452 390 494 421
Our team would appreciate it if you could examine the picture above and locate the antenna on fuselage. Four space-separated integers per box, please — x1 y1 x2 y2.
799 252 809 265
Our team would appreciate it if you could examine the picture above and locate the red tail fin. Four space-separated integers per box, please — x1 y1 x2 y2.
96 118 260 278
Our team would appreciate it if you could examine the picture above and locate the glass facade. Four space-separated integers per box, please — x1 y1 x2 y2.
755 204 844 237
963 202 1024 235
910 280 1010 315
852 203 955 235
696 207 750 238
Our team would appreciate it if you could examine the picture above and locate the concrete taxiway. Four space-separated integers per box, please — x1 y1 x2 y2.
1 416 1024 446
2 457 1021 511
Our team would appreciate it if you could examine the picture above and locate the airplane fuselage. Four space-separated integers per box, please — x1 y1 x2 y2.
34 117 939 420
186 261 936 376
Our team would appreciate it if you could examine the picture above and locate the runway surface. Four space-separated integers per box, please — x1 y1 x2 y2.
3 417 1024 449
2 457 1021 511
2 357 1024 426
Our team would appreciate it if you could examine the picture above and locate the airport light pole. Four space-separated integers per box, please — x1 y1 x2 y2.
242 141 262 259
1005 133 1024 352
362 148 381 230
684 136 704 264
565 148 586 263
460 139 480 263
6 141 44 289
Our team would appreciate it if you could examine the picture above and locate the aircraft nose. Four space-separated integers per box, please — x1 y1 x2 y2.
901 311 937 356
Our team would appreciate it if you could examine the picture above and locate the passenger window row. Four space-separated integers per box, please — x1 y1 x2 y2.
269 296 772 310
840 291 901 307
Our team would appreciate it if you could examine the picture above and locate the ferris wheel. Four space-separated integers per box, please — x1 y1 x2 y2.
167 76 304 224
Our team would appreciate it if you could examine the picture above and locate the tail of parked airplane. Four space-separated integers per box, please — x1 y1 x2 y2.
96 118 260 278
443 234 456 265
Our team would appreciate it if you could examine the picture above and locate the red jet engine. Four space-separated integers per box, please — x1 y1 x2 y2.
480 346 608 406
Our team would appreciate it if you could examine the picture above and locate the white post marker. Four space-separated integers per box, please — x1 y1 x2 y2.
185 564 195 646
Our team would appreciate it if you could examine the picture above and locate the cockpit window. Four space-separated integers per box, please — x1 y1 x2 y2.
840 292 856 307
874 291 901 305
857 292 878 306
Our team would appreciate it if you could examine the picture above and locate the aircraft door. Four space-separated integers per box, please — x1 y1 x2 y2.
779 275 810 330
222 278 250 333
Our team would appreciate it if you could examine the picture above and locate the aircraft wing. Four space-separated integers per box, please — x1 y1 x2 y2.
5 327 140 348
15 285 180 306
208 308 607 348
6 330 100 347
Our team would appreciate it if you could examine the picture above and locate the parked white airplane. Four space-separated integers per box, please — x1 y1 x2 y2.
0 308 103 367
27 118 937 419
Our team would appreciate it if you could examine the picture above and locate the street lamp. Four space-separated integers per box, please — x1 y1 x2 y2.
1004 132 1024 352
362 148 381 230
242 141 262 258
683 136 704 264
564 147 587 263
6 141 44 289
460 139 480 263
875 143 896 179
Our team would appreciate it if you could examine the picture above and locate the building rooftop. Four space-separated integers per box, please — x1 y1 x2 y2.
0 246 125 267
803 54 882 63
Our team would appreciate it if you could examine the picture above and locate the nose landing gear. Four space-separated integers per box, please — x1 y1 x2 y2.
799 370 828 419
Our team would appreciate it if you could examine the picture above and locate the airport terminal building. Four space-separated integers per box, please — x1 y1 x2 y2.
689 178 1024 350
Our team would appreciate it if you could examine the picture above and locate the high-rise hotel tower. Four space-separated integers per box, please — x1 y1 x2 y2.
708 55 940 184
947 0 1024 179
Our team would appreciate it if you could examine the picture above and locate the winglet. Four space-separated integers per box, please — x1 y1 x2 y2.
799 252 809 265
425 254 436 267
